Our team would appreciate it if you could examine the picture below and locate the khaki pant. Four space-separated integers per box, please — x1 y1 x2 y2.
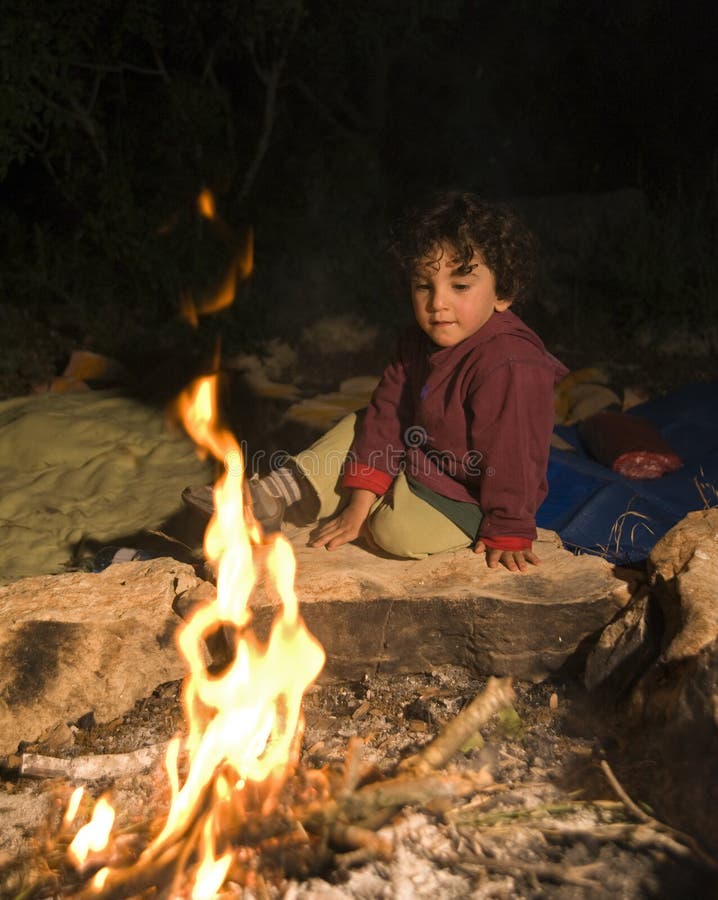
293 414 472 559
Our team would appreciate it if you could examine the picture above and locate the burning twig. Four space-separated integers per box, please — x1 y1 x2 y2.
1 674 516 900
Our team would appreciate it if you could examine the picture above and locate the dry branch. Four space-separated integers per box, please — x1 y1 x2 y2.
541 821 709 860
458 855 605 889
401 676 515 775
12 743 168 781
350 771 493 817
600 758 718 871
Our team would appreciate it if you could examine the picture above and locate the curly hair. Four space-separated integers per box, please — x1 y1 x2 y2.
389 191 537 305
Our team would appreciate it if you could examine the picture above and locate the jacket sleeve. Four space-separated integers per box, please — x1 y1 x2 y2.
468 359 555 545
342 340 414 495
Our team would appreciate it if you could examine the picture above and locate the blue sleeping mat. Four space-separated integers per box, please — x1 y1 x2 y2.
536 383 718 563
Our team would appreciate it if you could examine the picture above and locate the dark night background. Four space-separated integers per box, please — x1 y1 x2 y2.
1 0 717 397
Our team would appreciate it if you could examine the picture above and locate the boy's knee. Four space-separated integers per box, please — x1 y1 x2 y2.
367 510 429 559
368 504 472 560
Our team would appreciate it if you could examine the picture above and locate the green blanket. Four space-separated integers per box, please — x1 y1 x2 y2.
0 391 212 582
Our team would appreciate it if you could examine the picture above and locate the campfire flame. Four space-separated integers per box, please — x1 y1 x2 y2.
65 373 325 895
181 189 254 327
67 795 115 868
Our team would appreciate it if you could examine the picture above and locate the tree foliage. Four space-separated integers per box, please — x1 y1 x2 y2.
1 0 304 192
0 0 715 370
0 0 306 350
0 0 469 347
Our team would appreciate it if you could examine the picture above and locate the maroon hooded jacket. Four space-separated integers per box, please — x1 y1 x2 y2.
343 310 568 550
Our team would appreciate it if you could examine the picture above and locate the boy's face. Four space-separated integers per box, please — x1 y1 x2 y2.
410 245 511 347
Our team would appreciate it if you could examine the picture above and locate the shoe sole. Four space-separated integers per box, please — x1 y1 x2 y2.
182 485 214 518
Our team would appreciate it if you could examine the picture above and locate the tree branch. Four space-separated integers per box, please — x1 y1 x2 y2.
32 80 107 170
65 91 107 170
234 2 303 203
68 59 166 78
293 78 366 143
237 62 281 204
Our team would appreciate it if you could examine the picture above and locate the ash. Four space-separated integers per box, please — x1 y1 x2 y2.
1 666 715 899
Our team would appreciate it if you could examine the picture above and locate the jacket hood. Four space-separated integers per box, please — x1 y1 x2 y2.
419 310 567 382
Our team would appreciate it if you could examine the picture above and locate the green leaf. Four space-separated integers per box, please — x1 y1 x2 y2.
496 705 525 740
459 731 485 754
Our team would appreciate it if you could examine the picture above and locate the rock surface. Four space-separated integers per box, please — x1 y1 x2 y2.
594 510 718 854
250 526 627 683
0 558 201 756
583 585 660 695
647 507 718 661
0 529 627 755
628 508 718 740
587 509 718 701
627 636 718 855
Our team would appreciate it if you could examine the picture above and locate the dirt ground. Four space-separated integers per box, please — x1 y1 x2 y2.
1 662 716 899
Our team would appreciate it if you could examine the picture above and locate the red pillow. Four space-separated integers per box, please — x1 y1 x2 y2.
577 411 683 479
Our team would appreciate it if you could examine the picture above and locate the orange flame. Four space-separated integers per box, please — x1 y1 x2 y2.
65 373 325 894
157 374 325 882
67 794 115 867
181 189 254 327
197 188 216 220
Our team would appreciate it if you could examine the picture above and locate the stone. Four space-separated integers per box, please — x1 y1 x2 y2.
583 586 662 695
249 527 628 683
627 638 718 855
0 529 628 756
647 507 718 661
586 510 718 699
0 558 202 757
614 511 718 854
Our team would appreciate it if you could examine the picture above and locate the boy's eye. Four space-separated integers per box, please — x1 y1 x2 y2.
413 282 431 292
453 283 470 291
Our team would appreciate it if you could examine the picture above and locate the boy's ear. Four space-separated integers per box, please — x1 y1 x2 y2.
494 298 513 312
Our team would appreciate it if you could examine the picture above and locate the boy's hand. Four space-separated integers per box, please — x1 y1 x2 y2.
310 489 376 551
474 540 540 573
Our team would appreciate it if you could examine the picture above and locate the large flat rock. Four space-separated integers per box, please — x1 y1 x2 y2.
0 558 201 756
250 527 628 683
0 531 627 755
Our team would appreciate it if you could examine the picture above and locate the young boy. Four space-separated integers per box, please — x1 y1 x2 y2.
184 192 568 572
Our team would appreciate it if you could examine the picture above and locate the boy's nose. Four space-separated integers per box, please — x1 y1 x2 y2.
427 289 449 311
